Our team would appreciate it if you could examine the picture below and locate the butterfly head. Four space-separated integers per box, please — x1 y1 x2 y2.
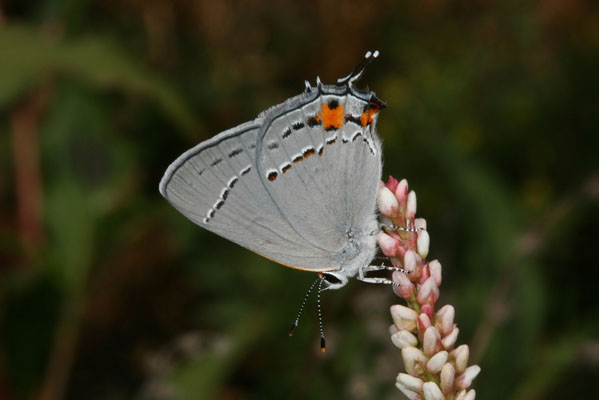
321 271 349 290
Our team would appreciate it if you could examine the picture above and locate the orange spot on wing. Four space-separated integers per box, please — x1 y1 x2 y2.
321 103 344 130
360 102 382 127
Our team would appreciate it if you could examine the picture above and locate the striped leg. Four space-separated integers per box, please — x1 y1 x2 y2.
379 224 423 233
357 263 410 287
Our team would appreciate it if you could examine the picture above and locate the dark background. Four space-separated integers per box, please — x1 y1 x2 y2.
1 1 597 399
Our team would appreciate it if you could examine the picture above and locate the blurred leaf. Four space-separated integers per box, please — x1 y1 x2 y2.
0 24 202 140
40 83 117 289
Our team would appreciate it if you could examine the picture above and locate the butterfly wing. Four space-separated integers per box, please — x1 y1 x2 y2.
255 84 384 270
159 119 339 271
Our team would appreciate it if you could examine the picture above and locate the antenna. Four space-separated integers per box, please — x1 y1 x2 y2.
337 50 380 86
288 277 320 336
317 276 326 353
288 276 328 353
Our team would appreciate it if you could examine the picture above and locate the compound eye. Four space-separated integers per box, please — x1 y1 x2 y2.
322 274 342 286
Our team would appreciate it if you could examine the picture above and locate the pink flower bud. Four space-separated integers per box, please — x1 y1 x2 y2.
377 232 400 257
420 264 430 283
421 304 434 318
429 260 442 286
392 270 415 299
389 324 399 336
417 313 432 338
390 305 418 332
415 218 427 230
404 250 418 274
407 190 417 218
378 185 400 217
455 365 481 390
386 176 400 193
440 362 455 394
422 382 445 400
453 344 470 374
431 281 440 304
441 327 459 350
417 230 430 258
401 346 427 375
436 305 455 336
417 277 438 306
396 373 424 392
391 330 418 349
423 326 441 356
426 350 448 373
396 179 409 203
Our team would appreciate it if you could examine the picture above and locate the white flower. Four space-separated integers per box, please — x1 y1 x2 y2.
422 382 445 400
426 351 448 373
391 330 418 349
390 305 418 332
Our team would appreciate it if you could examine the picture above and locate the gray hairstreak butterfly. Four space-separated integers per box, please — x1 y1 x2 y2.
159 51 414 351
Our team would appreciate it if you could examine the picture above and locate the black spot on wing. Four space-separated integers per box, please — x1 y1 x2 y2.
303 146 316 158
228 148 243 158
241 166 252 176
345 115 362 126
267 170 278 181
307 116 321 127
292 122 305 131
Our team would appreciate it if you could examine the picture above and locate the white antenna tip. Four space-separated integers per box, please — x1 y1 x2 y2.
373 50 380 58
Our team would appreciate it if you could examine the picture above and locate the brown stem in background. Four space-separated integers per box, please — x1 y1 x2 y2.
471 173 599 363
11 89 50 252
37 293 86 400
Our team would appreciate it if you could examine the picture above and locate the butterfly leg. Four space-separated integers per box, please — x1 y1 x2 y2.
357 263 410 287
356 274 398 286
361 264 411 274
379 224 423 233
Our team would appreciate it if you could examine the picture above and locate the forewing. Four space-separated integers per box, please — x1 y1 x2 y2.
159 119 337 271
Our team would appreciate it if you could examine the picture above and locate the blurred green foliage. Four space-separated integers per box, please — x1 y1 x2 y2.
0 1 597 399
